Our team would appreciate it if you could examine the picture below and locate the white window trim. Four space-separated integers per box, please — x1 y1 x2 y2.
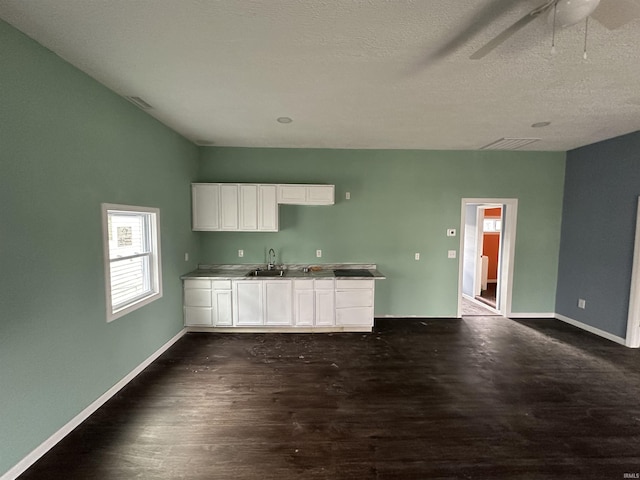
101 203 163 322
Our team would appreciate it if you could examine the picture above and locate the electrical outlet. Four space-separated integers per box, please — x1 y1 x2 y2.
414 253 420 260
448 250 457 259
238 249 244 258
316 249 322 258
184 253 189 262
346 192 351 200
447 228 456 237
578 298 586 309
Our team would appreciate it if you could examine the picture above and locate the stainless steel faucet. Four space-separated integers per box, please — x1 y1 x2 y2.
267 248 276 270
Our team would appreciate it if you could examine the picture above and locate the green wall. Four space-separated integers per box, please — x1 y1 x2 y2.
198 148 566 316
0 20 199 476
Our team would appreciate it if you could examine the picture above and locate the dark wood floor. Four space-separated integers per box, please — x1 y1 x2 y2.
476 282 497 308
20 318 640 480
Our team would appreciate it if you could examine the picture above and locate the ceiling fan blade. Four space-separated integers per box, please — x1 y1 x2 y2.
470 0 556 60
423 0 524 61
591 0 640 29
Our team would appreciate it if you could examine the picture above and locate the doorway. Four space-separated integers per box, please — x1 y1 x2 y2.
458 198 518 318
476 205 502 309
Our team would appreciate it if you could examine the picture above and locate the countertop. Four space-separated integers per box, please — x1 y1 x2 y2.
181 263 386 280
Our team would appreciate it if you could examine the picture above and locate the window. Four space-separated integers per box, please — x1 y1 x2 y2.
102 204 162 322
483 218 502 233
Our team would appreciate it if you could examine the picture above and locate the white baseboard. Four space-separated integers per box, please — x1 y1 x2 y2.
508 312 555 319
379 315 458 319
186 326 372 333
1 328 187 480
554 313 626 346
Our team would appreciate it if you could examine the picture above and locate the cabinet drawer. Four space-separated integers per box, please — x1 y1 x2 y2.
212 280 231 290
336 290 373 308
293 279 314 290
336 307 373 326
184 288 212 307
184 307 213 326
336 280 374 289
315 279 334 290
184 279 211 289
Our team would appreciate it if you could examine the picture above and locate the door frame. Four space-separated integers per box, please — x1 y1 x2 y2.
474 206 486 297
625 197 640 348
458 198 518 318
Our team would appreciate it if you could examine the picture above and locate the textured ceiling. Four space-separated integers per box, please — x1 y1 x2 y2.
1 0 639 151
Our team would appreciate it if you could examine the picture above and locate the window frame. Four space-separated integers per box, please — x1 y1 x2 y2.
101 203 162 322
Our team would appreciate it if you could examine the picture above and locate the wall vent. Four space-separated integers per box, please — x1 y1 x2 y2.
125 96 153 110
480 138 540 150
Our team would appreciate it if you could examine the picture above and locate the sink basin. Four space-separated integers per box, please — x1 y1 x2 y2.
246 269 285 277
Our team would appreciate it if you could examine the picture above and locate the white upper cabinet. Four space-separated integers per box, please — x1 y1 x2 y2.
239 184 258 230
306 185 335 205
277 185 307 204
192 183 279 232
258 185 278 231
192 184 220 230
277 184 335 205
220 184 239 230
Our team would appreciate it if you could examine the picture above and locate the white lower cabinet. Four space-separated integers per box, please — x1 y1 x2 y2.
185 277 374 330
184 279 213 326
264 280 293 325
212 281 233 326
293 279 315 326
233 280 264 325
335 280 375 326
314 279 335 326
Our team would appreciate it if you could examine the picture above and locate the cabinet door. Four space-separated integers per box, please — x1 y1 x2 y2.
192 184 220 230
294 285 315 326
277 185 307 204
336 307 373 326
335 289 373 308
307 185 335 205
239 185 258 230
220 184 239 230
233 281 263 325
258 185 278 231
184 307 213 326
184 288 213 307
264 280 293 325
315 289 335 326
212 289 233 326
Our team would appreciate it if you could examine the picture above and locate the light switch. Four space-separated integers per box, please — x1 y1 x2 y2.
448 250 457 259
346 192 351 200
184 253 189 262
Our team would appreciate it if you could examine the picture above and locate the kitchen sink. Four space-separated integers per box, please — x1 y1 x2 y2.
246 269 285 277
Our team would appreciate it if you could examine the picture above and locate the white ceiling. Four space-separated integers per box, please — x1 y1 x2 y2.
1 0 639 151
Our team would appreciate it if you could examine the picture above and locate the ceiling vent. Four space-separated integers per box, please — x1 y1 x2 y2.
125 96 153 110
480 138 540 150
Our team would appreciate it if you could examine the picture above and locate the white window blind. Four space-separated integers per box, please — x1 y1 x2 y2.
102 204 162 321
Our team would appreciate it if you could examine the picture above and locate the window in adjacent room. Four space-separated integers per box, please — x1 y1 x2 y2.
102 203 162 322
483 218 502 233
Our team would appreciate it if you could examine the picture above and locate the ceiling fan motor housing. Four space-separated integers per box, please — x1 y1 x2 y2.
549 0 601 27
